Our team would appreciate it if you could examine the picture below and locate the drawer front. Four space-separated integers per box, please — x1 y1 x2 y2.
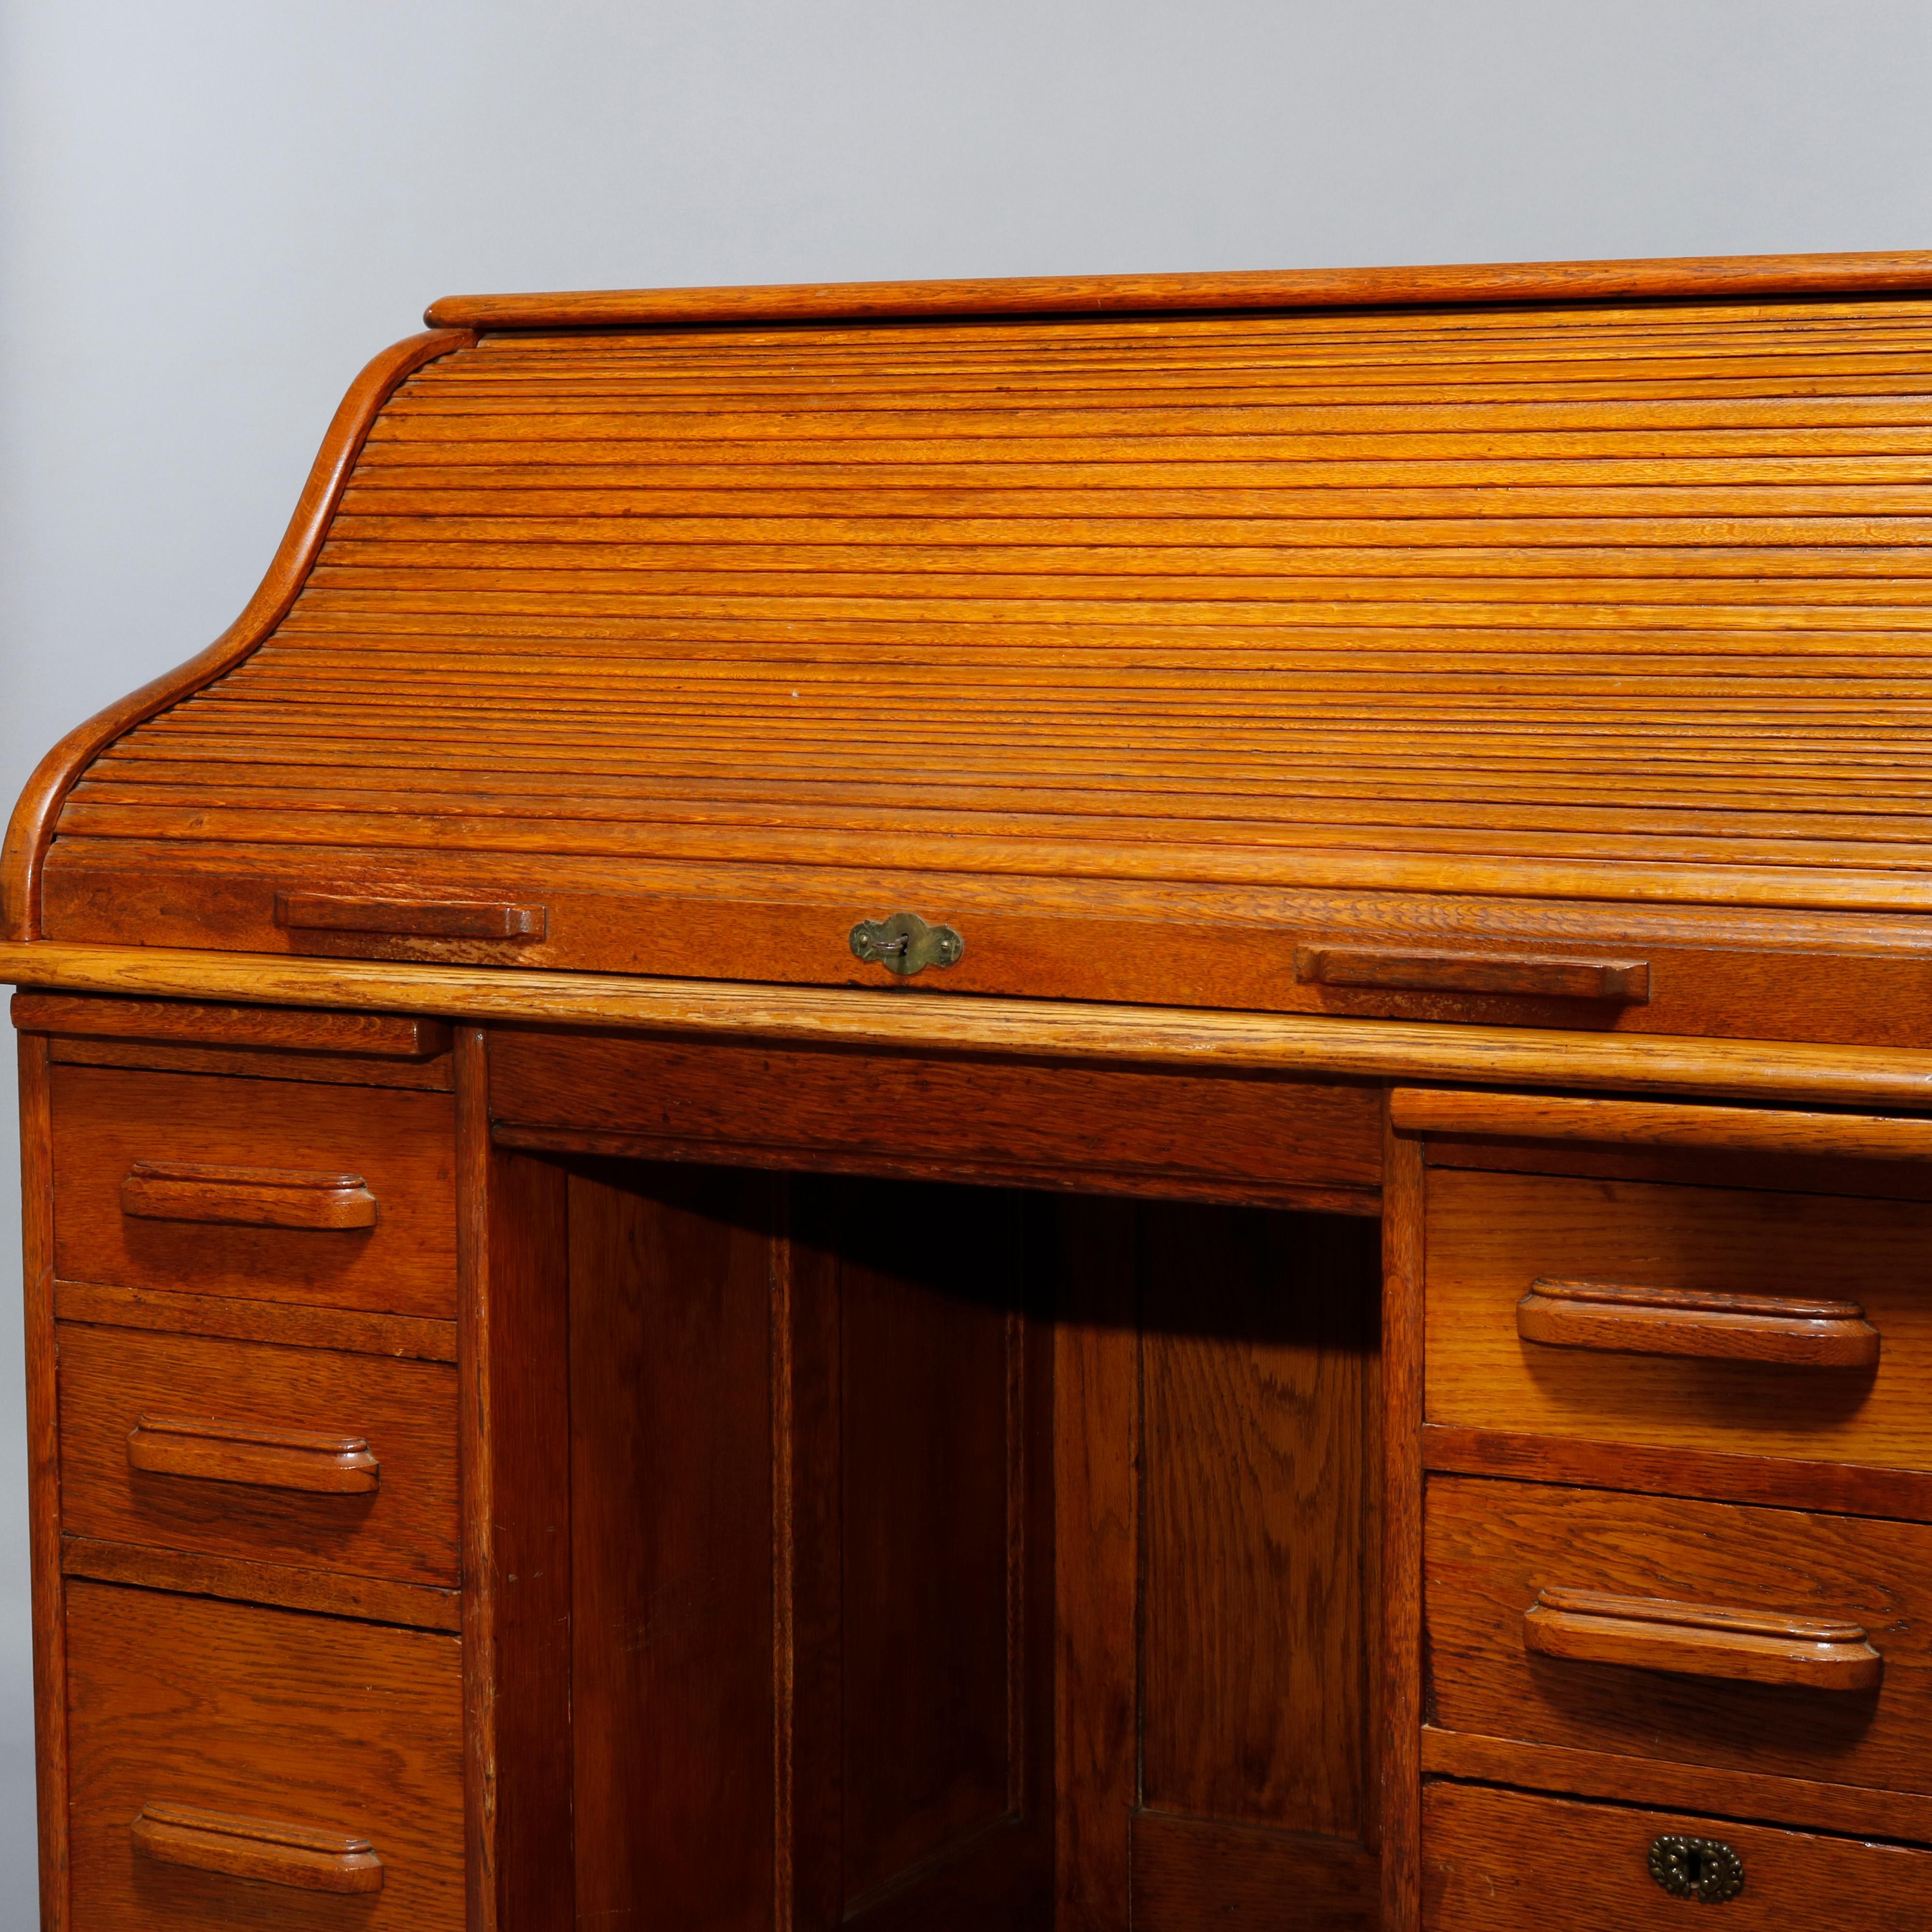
50 1064 457 1318
58 1322 459 1587
67 1581 463 1932
1425 1782 1932 1929
1428 1476 1932 1798
1426 1166 1932 1471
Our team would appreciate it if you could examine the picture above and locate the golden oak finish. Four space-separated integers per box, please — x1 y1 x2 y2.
21 257 1932 1932
424 250 1932 327
18 939 1932 1108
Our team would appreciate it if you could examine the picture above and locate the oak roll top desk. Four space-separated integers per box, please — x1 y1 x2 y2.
12 250 1932 1932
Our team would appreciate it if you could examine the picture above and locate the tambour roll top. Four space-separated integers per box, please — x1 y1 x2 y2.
16 254 1932 1045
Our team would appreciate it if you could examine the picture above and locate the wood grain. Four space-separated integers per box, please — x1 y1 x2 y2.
65 1581 464 1932
1138 1205 1378 1838
1424 1166 1932 1470
120 1159 379 1230
1428 1477 1932 1797
1052 1200 1138 1932
11 991 448 1057
30 273 1932 1012
488 1026 1383 1202
18 1034 67 1932
1380 1124 1425 1932
18 940 1932 1111
57 1320 457 1583
1420 1728 1932 1846
567 1159 774 1932
1515 1275 1882 1366
276 895 546 940
1393 1084 1932 1159
422 250 1932 327
1522 1586 1883 1691
1296 945 1648 1003
52 1278 456 1361
455 1032 572 1932
0 327 471 940
1423 1780 1932 1931
1130 1811 1376 1932
59 1536 460 1631
51 1063 456 1318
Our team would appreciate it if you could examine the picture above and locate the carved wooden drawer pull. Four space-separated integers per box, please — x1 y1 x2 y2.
121 1161 378 1230
1295 944 1649 1003
275 892 546 939
127 1413 380 1493
1525 1586 1883 1690
132 1801 384 1892
1517 1277 1880 1367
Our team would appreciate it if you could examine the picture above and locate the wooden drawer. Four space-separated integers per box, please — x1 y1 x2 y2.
57 1321 459 1588
50 1063 457 1319
1425 1166 1932 1475
66 1580 463 1932
1425 1782 1932 1929
1428 1476 1932 1807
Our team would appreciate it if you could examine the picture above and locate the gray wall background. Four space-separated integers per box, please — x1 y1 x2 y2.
3 0 1932 1918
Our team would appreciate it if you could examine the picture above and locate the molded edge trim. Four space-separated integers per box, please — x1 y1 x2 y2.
0 326 476 942
6 940 1932 1110
425 249 1932 330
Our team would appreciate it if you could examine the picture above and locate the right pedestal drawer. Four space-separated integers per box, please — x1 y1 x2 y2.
66 1580 464 1932
1425 1782 1932 1929
1427 1476 1932 1800
1425 1166 1932 1474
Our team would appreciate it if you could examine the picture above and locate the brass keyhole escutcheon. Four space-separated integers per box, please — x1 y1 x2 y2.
849 911 965 977
1648 1833 1745 1904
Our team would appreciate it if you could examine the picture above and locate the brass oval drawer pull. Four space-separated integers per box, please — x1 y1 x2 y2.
1295 944 1648 1003
121 1160 378 1231
1526 1586 1882 1690
132 1801 384 1893
128 1414 380 1493
1516 1277 1879 1367
1649 1833 1744 1904
849 911 964 976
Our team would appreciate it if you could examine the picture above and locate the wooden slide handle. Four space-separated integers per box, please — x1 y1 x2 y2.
1525 1587 1882 1690
276 892 547 939
1517 1278 1880 1367
128 1414 379 1493
132 1801 384 1893
1295 944 1648 1003
121 1161 377 1230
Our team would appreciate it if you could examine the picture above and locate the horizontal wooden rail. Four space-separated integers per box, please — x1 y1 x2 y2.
1296 945 1648 1003
275 894 547 940
9 991 447 1057
121 1161 378 1230
10 941 1932 1111
1524 1587 1882 1690
132 1801 384 1893
1516 1278 1881 1368
1391 1087 1932 1157
127 1414 380 1493
424 249 1932 330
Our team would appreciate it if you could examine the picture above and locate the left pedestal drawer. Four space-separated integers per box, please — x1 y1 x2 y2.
57 1321 460 1587
66 1580 464 1932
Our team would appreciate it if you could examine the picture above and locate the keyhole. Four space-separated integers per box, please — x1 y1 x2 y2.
1685 1848 1705 1888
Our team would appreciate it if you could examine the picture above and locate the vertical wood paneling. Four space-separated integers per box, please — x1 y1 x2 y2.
1052 1196 1139 1932
17 1031 67 1932
568 1160 776 1932
1138 1204 1380 1837
1380 1118 1427 1932
809 1179 1019 1907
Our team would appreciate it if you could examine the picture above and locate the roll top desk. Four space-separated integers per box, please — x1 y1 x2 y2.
12 250 1932 1931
